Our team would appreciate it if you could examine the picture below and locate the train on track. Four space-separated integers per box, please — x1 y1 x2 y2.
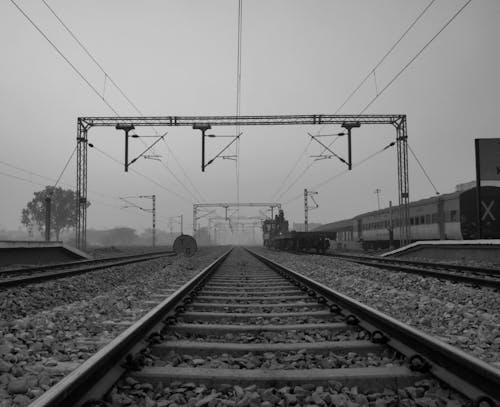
262 209 332 253
264 184 500 251
316 184 500 250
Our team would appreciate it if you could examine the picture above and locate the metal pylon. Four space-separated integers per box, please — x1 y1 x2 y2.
396 116 410 246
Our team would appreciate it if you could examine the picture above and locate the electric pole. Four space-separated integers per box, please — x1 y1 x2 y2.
374 188 381 210
304 189 319 232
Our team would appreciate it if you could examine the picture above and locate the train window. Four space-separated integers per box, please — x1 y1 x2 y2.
410 217 414 225
415 217 419 225
425 214 431 224
450 210 457 222
431 213 437 223
420 216 425 224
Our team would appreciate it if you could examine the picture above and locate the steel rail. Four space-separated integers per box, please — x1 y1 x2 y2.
325 253 500 289
0 250 175 277
0 251 176 289
247 249 500 406
29 249 232 407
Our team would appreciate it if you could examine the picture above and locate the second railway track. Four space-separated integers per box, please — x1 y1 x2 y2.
31 247 500 407
322 252 500 290
0 250 176 288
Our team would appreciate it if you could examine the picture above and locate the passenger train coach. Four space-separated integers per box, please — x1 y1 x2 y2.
314 184 500 250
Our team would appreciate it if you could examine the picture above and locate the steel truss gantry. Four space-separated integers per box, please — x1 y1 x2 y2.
193 203 281 235
76 114 409 249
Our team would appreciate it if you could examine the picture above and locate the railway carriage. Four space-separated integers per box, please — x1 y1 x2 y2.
315 185 500 250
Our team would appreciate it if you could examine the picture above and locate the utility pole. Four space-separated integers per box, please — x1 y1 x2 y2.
389 200 394 249
138 195 156 248
304 189 319 232
44 195 51 242
374 188 381 210
152 195 156 247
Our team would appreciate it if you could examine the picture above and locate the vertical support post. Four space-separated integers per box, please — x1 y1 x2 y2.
152 195 156 247
76 119 88 250
125 131 129 172
193 205 197 235
180 214 183 235
389 200 394 249
202 130 206 172
347 128 352 171
475 139 482 239
193 124 211 172
341 121 360 170
115 124 135 172
44 196 51 242
396 116 410 246
304 188 309 232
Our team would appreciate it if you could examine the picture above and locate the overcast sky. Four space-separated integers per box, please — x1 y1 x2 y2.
1 0 499 239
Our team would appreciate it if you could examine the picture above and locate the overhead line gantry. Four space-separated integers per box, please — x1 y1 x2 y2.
76 114 409 249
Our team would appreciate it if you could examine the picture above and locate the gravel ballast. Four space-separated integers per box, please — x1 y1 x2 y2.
256 249 500 369
110 378 469 407
0 247 227 407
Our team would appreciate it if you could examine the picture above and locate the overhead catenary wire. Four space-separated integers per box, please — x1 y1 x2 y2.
283 141 396 205
9 0 119 115
91 145 191 203
272 0 440 197
274 1 470 202
0 169 161 225
276 161 315 202
16 0 204 204
160 138 205 202
0 159 128 203
335 0 438 115
408 143 440 195
271 138 313 201
235 0 243 227
359 0 473 115
40 0 145 115
52 146 77 189
274 134 343 202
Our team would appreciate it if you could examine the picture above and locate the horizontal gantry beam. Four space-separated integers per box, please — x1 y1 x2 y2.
195 203 281 208
80 114 405 128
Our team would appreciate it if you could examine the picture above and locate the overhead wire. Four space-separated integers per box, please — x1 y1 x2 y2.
271 138 313 201
275 161 315 201
271 0 438 197
0 159 116 202
42 0 206 201
335 0 438 115
52 146 77 189
283 141 396 205
0 168 159 225
408 143 440 195
160 138 205 202
16 0 204 204
39 0 144 115
359 0 473 115
235 0 243 229
90 145 192 203
9 0 119 115
274 0 471 202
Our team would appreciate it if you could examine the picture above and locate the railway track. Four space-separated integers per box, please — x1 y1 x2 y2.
0 250 175 288
30 247 499 407
323 252 500 290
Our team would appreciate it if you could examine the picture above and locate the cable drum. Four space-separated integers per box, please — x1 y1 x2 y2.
172 234 198 257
